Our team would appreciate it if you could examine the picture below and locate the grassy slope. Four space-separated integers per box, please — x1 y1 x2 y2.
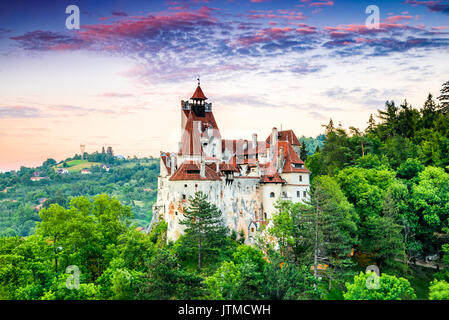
55 160 101 172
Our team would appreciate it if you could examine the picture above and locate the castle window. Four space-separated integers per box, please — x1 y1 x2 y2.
264 212 267 220
303 191 307 197
270 192 275 198
297 191 300 197
184 184 187 188
299 175 302 182
175 211 178 216
195 184 198 188
182 194 186 200
251 227 255 233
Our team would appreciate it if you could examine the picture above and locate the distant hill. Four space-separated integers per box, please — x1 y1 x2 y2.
0 156 160 237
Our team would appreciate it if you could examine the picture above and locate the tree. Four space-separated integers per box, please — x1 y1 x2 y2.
343 271 416 300
106 147 114 156
269 176 358 290
205 261 241 299
42 158 57 168
437 80 449 113
306 176 358 289
421 93 438 128
139 249 203 300
365 114 376 133
300 143 308 162
179 191 228 271
411 167 449 256
396 158 424 180
429 280 449 300
262 252 319 300
361 215 406 273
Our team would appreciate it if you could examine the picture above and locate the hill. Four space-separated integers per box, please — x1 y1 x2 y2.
0 156 160 237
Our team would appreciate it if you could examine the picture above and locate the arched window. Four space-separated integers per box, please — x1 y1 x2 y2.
270 192 275 198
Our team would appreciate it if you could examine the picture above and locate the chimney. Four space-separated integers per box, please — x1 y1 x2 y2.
200 160 205 178
170 154 177 171
216 160 220 173
272 127 278 145
270 127 278 161
252 133 257 149
278 147 283 172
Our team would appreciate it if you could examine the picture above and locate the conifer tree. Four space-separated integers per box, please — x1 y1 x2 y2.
276 177 358 290
179 191 228 270
300 143 308 162
365 114 376 133
437 80 449 113
422 93 438 128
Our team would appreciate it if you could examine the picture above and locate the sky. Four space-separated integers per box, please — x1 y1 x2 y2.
0 0 448 171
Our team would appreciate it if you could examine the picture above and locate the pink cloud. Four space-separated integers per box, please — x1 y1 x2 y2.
309 1 334 7
384 15 413 23
238 27 293 46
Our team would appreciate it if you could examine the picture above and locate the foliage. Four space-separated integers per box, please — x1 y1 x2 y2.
344 271 416 300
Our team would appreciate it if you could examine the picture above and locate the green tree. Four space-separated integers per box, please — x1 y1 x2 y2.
262 252 319 300
179 191 228 270
429 279 449 300
139 249 203 300
344 271 416 300
437 80 449 113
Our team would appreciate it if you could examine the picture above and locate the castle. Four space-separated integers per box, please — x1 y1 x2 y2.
150 82 311 243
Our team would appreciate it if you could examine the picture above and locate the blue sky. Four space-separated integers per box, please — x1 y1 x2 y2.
0 0 448 170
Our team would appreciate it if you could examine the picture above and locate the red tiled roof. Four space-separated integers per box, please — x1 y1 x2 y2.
260 172 286 183
160 152 172 175
266 129 301 146
191 85 207 100
169 161 222 181
276 141 310 173
220 163 240 172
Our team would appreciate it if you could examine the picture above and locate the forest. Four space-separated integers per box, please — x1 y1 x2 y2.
0 81 448 300
0 154 159 237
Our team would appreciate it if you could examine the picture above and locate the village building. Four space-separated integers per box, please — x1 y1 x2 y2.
150 83 311 244
56 168 69 174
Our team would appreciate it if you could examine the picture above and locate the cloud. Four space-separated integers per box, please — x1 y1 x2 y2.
10 30 87 51
248 9 307 21
0 106 41 118
102 92 134 98
112 11 128 17
406 0 449 15
7 3 449 84
384 15 413 23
